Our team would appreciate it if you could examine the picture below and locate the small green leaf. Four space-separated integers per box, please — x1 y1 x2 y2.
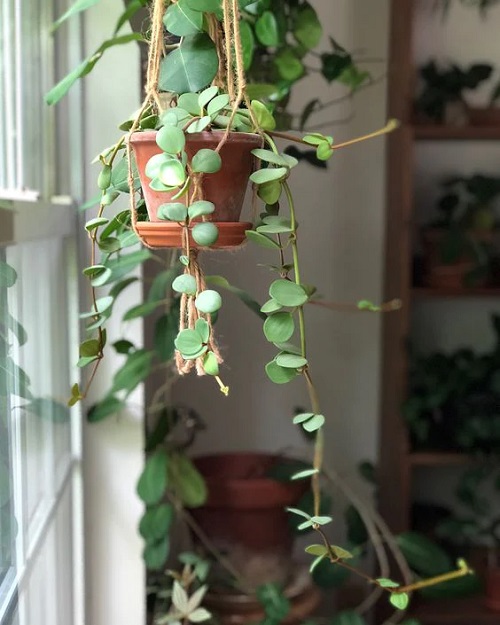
310 515 333 526
195 318 210 343
192 222 219 246
252 149 297 168
257 216 293 234
158 202 188 222
250 167 287 185
186 115 212 133
292 468 319 480
87 395 124 422
274 48 304 81
265 359 298 384
139 503 174 541
377 578 400 589
188 200 215 220
79 339 101 358
269 280 308 307
164 0 203 36
293 412 315 424
316 142 334 161
257 180 282 204
260 299 282 313
245 230 281 249
158 160 187 187
250 100 276 131
293 5 322 50
389 592 409 611
305 544 328 557
203 351 219 376
172 274 197 295
195 290 222 314
263 312 294 343
255 10 279 46
175 329 204 356
136 451 169 506
207 94 230 117
85 217 109 231
143 537 170 570
302 414 325 432
275 353 307 369
191 149 222 173
198 85 219 109
286 507 311 519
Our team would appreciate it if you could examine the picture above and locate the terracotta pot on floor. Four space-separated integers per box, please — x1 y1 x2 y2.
130 131 262 249
191 453 308 590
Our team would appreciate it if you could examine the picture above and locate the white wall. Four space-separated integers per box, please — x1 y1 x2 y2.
174 0 390 491
82 2 145 625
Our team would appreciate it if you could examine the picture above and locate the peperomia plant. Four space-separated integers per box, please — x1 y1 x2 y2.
49 0 473 619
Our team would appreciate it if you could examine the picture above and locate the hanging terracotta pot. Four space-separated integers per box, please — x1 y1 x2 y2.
130 130 262 248
191 453 308 589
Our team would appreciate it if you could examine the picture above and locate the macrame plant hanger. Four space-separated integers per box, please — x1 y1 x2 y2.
125 0 261 384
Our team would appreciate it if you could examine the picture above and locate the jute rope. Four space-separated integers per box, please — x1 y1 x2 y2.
126 0 260 376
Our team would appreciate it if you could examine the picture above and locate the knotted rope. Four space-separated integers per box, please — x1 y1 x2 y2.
126 0 258 377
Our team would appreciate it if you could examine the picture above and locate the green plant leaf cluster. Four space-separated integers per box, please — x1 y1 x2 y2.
403 315 500 453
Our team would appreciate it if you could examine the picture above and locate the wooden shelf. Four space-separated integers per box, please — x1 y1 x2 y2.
408 452 471 467
413 125 500 141
412 595 498 624
412 287 500 298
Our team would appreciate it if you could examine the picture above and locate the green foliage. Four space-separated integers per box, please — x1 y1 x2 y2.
403 315 500 452
415 60 493 122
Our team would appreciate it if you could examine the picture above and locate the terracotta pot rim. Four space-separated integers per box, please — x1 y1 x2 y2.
129 129 262 144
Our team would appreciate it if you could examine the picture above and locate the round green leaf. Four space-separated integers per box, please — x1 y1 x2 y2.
195 318 210 343
184 0 220 12
250 100 276 131
136 450 168 506
169 454 208 507
203 351 220 376
257 216 293 234
261 299 282 313
250 167 287 185
255 11 279 46
257 180 282 204
191 149 222 173
175 329 203 355
302 414 325 432
274 48 304 81
245 230 281 249
389 592 409 611
192 222 219 246
265 360 298 384
240 20 255 70
263 312 295 343
143 537 170 570
157 202 188 221
276 353 307 369
269 280 308 307
164 0 203 36
139 503 174 541
188 200 215 220
317 142 334 161
195 290 222 314
97 165 112 190
186 115 212 133
158 160 187 187
293 6 322 50
207 94 231 117
198 85 219 109
156 125 186 154
159 34 218 95
172 274 197 295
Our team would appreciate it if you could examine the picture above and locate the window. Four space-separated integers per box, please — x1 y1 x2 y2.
0 0 84 624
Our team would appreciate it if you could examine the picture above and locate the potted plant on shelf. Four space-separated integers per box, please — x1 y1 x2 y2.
437 462 500 611
414 61 493 125
49 0 473 620
403 314 500 452
420 173 500 289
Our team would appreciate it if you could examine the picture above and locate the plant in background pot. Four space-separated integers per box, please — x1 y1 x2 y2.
48 0 473 621
437 462 500 611
414 61 493 125
403 314 500 452
420 173 500 288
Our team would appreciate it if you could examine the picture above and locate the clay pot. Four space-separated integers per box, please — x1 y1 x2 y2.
130 130 262 222
485 567 500 611
191 453 308 589
204 569 321 625
468 107 500 127
421 228 491 289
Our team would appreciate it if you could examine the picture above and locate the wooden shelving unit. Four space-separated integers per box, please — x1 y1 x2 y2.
379 1 500 623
